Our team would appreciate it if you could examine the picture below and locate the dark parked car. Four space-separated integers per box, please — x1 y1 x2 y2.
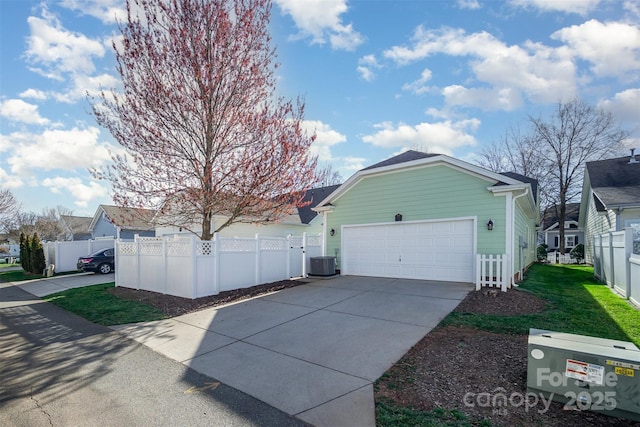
77 248 115 274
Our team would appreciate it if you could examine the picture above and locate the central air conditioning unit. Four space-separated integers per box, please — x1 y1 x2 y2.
309 256 336 276
527 328 640 422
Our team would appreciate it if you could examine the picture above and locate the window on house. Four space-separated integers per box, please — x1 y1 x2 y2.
554 236 559 247
565 235 577 247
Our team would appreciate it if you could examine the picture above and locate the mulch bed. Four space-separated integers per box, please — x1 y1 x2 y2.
108 279 305 317
375 288 638 426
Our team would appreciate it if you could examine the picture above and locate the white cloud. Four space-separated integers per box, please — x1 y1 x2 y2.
357 54 381 81
5 127 112 176
275 0 364 51
0 168 24 188
552 20 640 81
341 156 366 172
457 0 482 10
442 85 523 111
599 88 640 134
362 120 480 154
0 99 50 125
42 176 108 208
304 120 347 161
402 68 434 95
384 26 577 108
509 0 602 16
59 0 126 24
52 73 121 103
19 89 48 100
25 11 105 79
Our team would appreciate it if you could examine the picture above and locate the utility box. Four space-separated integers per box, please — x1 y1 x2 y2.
309 256 336 276
527 328 640 421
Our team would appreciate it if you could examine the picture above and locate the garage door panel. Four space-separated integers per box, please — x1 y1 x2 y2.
343 219 474 283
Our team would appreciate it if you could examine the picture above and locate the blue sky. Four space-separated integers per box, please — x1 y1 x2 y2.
1 0 639 217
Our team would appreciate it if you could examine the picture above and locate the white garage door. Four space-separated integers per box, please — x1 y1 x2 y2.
342 219 474 282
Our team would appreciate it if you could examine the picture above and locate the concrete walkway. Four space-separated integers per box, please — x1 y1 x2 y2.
113 276 472 426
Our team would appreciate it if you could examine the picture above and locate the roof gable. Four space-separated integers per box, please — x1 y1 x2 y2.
90 205 156 231
315 151 537 210
60 215 92 235
585 154 640 208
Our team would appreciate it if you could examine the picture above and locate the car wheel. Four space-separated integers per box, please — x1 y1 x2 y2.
98 263 112 274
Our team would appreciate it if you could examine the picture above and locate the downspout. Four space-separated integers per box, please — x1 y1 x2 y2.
321 211 328 256
511 187 530 285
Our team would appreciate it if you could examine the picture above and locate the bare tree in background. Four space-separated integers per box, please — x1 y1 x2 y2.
478 98 627 253
91 0 319 240
0 190 20 234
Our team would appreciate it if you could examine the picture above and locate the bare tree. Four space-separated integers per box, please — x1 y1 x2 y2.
477 125 554 208
91 0 319 240
530 98 627 252
12 209 65 242
0 190 20 233
479 99 627 253
317 163 343 186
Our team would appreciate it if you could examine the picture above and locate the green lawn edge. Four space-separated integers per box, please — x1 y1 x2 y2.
44 282 165 326
375 263 640 426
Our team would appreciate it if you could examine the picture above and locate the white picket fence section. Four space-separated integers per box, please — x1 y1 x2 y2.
476 254 509 292
593 229 640 306
546 251 580 264
44 238 116 273
115 233 322 299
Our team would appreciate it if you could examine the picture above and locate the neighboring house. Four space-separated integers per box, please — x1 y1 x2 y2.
57 215 92 241
155 184 341 238
312 150 539 286
89 205 156 240
579 151 640 264
540 203 583 253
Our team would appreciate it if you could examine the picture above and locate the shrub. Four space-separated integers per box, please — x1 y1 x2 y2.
30 233 46 274
569 243 584 263
536 244 548 262
20 233 32 273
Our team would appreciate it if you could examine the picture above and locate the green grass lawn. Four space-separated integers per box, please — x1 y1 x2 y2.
0 269 42 282
442 263 640 346
44 282 165 326
377 263 640 426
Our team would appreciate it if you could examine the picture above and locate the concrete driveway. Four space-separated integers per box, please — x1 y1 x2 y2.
114 276 472 426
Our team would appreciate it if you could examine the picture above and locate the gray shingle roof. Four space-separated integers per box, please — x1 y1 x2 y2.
361 150 440 171
586 155 640 208
60 215 92 235
541 203 581 229
297 184 341 224
100 205 156 231
497 172 539 203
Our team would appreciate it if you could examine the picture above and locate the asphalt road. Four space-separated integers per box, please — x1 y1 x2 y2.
0 283 307 427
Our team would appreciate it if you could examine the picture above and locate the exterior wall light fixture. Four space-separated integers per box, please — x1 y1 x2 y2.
395 213 403 222
330 228 336 236
487 219 494 231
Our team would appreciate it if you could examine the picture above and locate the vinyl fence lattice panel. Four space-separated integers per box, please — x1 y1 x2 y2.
220 238 256 252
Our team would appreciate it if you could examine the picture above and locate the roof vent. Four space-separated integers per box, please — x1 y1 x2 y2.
630 148 639 164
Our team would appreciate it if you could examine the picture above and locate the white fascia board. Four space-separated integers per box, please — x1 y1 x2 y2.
88 205 106 232
315 154 523 208
312 204 335 213
489 183 538 218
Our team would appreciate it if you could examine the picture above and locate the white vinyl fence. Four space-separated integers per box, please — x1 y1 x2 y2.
546 251 581 264
593 229 640 307
476 254 509 292
116 233 323 299
44 238 116 273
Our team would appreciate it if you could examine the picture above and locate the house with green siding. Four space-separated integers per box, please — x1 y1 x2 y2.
313 151 539 287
